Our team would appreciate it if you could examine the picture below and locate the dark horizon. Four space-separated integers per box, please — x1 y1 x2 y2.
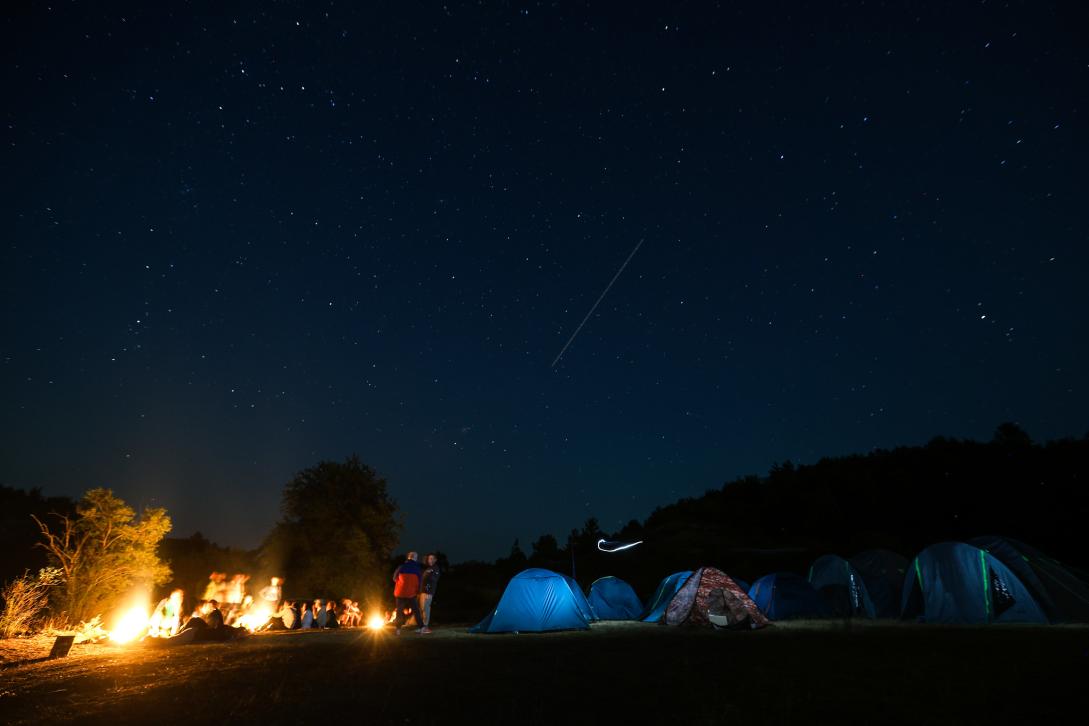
3 2 1087 562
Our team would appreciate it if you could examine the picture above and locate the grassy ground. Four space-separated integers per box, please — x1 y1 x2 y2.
0 620 1086 725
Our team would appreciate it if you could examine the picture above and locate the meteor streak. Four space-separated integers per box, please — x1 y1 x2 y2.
551 238 645 367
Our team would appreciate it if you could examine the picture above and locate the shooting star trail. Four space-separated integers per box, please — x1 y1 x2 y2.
551 238 645 367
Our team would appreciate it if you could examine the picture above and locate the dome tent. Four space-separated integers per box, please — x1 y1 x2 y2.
809 554 878 618
641 571 693 622
587 576 643 620
470 569 595 634
901 542 1047 624
970 535 1089 623
849 549 909 618
748 572 833 620
664 567 768 629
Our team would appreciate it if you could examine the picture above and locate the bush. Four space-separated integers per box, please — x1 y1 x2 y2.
0 567 61 638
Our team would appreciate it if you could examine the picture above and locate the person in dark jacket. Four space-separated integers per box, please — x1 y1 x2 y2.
418 553 441 630
204 600 225 630
391 552 426 634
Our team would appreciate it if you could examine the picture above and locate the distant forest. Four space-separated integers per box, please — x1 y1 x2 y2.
4 423 1087 621
440 423 1089 619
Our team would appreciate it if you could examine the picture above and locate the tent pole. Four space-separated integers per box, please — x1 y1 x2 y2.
569 535 576 580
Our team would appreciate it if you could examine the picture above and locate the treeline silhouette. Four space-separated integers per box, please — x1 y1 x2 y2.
4 423 1086 622
437 423 1089 620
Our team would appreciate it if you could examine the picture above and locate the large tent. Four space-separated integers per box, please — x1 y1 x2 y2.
970 536 1089 623
641 571 693 622
748 572 833 620
849 549 909 618
470 568 596 633
808 554 877 618
901 542 1047 624
664 567 768 629
587 576 643 620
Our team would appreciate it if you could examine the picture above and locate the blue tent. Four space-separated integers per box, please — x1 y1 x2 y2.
641 571 693 622
561 573 596 623
470 569 595 633
849 549 909 618
970 536 1089 623
587 576 643 620
748 572 833 620
901 542 1048 624
809 554 877 618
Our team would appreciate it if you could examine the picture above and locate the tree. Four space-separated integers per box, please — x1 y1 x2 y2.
261 456 400 604
530 533 559 561
33 488 172 624
159 532 259 609
0 485 76 588
992 422 1032 448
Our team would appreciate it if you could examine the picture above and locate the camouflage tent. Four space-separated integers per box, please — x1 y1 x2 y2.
664 567 768 630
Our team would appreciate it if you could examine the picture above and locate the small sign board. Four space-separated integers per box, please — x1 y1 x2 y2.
48 635 75 659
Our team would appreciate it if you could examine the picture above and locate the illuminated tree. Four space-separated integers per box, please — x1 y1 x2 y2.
33 488 172 624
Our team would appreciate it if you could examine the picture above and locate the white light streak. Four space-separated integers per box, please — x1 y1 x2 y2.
597 538 644 553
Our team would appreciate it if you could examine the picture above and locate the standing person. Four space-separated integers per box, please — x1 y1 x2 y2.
258 577 283 608
391 551 425 635
418 553 440 632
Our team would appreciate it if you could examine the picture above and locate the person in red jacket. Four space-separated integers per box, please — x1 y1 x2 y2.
392 551 428 634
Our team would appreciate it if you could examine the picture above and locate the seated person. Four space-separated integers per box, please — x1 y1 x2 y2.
300 601 314 629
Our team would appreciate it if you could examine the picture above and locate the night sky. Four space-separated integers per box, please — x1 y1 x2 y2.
3 2 1087 562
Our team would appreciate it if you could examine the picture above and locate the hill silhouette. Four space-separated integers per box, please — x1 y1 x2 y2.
440 423 1089 620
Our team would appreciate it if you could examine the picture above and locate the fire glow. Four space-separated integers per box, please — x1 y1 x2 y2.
109 606 150 644
366 613 386 631
236 604 274 633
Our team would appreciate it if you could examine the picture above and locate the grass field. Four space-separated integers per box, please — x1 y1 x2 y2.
1 621 1086 725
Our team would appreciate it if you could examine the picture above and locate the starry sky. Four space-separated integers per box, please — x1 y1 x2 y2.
3 2 1087 562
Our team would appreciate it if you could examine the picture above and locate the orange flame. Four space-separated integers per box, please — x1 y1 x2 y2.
109 606 150 643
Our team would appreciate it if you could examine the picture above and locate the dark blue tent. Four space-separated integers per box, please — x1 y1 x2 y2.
970 536 1089 623
587 576 643 620
470 569 595 633
902 542 1048 624
748 572 833 620
849 549 909 618
809 554 877 618
641 571 693 622
561 572 596 623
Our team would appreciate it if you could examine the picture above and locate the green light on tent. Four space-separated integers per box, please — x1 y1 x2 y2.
914 558 923 589
979 549 992 621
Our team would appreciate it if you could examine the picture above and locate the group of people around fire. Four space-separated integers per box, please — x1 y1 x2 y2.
145 551 442 642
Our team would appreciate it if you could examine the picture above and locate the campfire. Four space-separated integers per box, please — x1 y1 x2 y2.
109 606 150 644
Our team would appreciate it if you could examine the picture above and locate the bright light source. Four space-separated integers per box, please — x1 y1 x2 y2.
109 606 150 644
366 613 386 631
